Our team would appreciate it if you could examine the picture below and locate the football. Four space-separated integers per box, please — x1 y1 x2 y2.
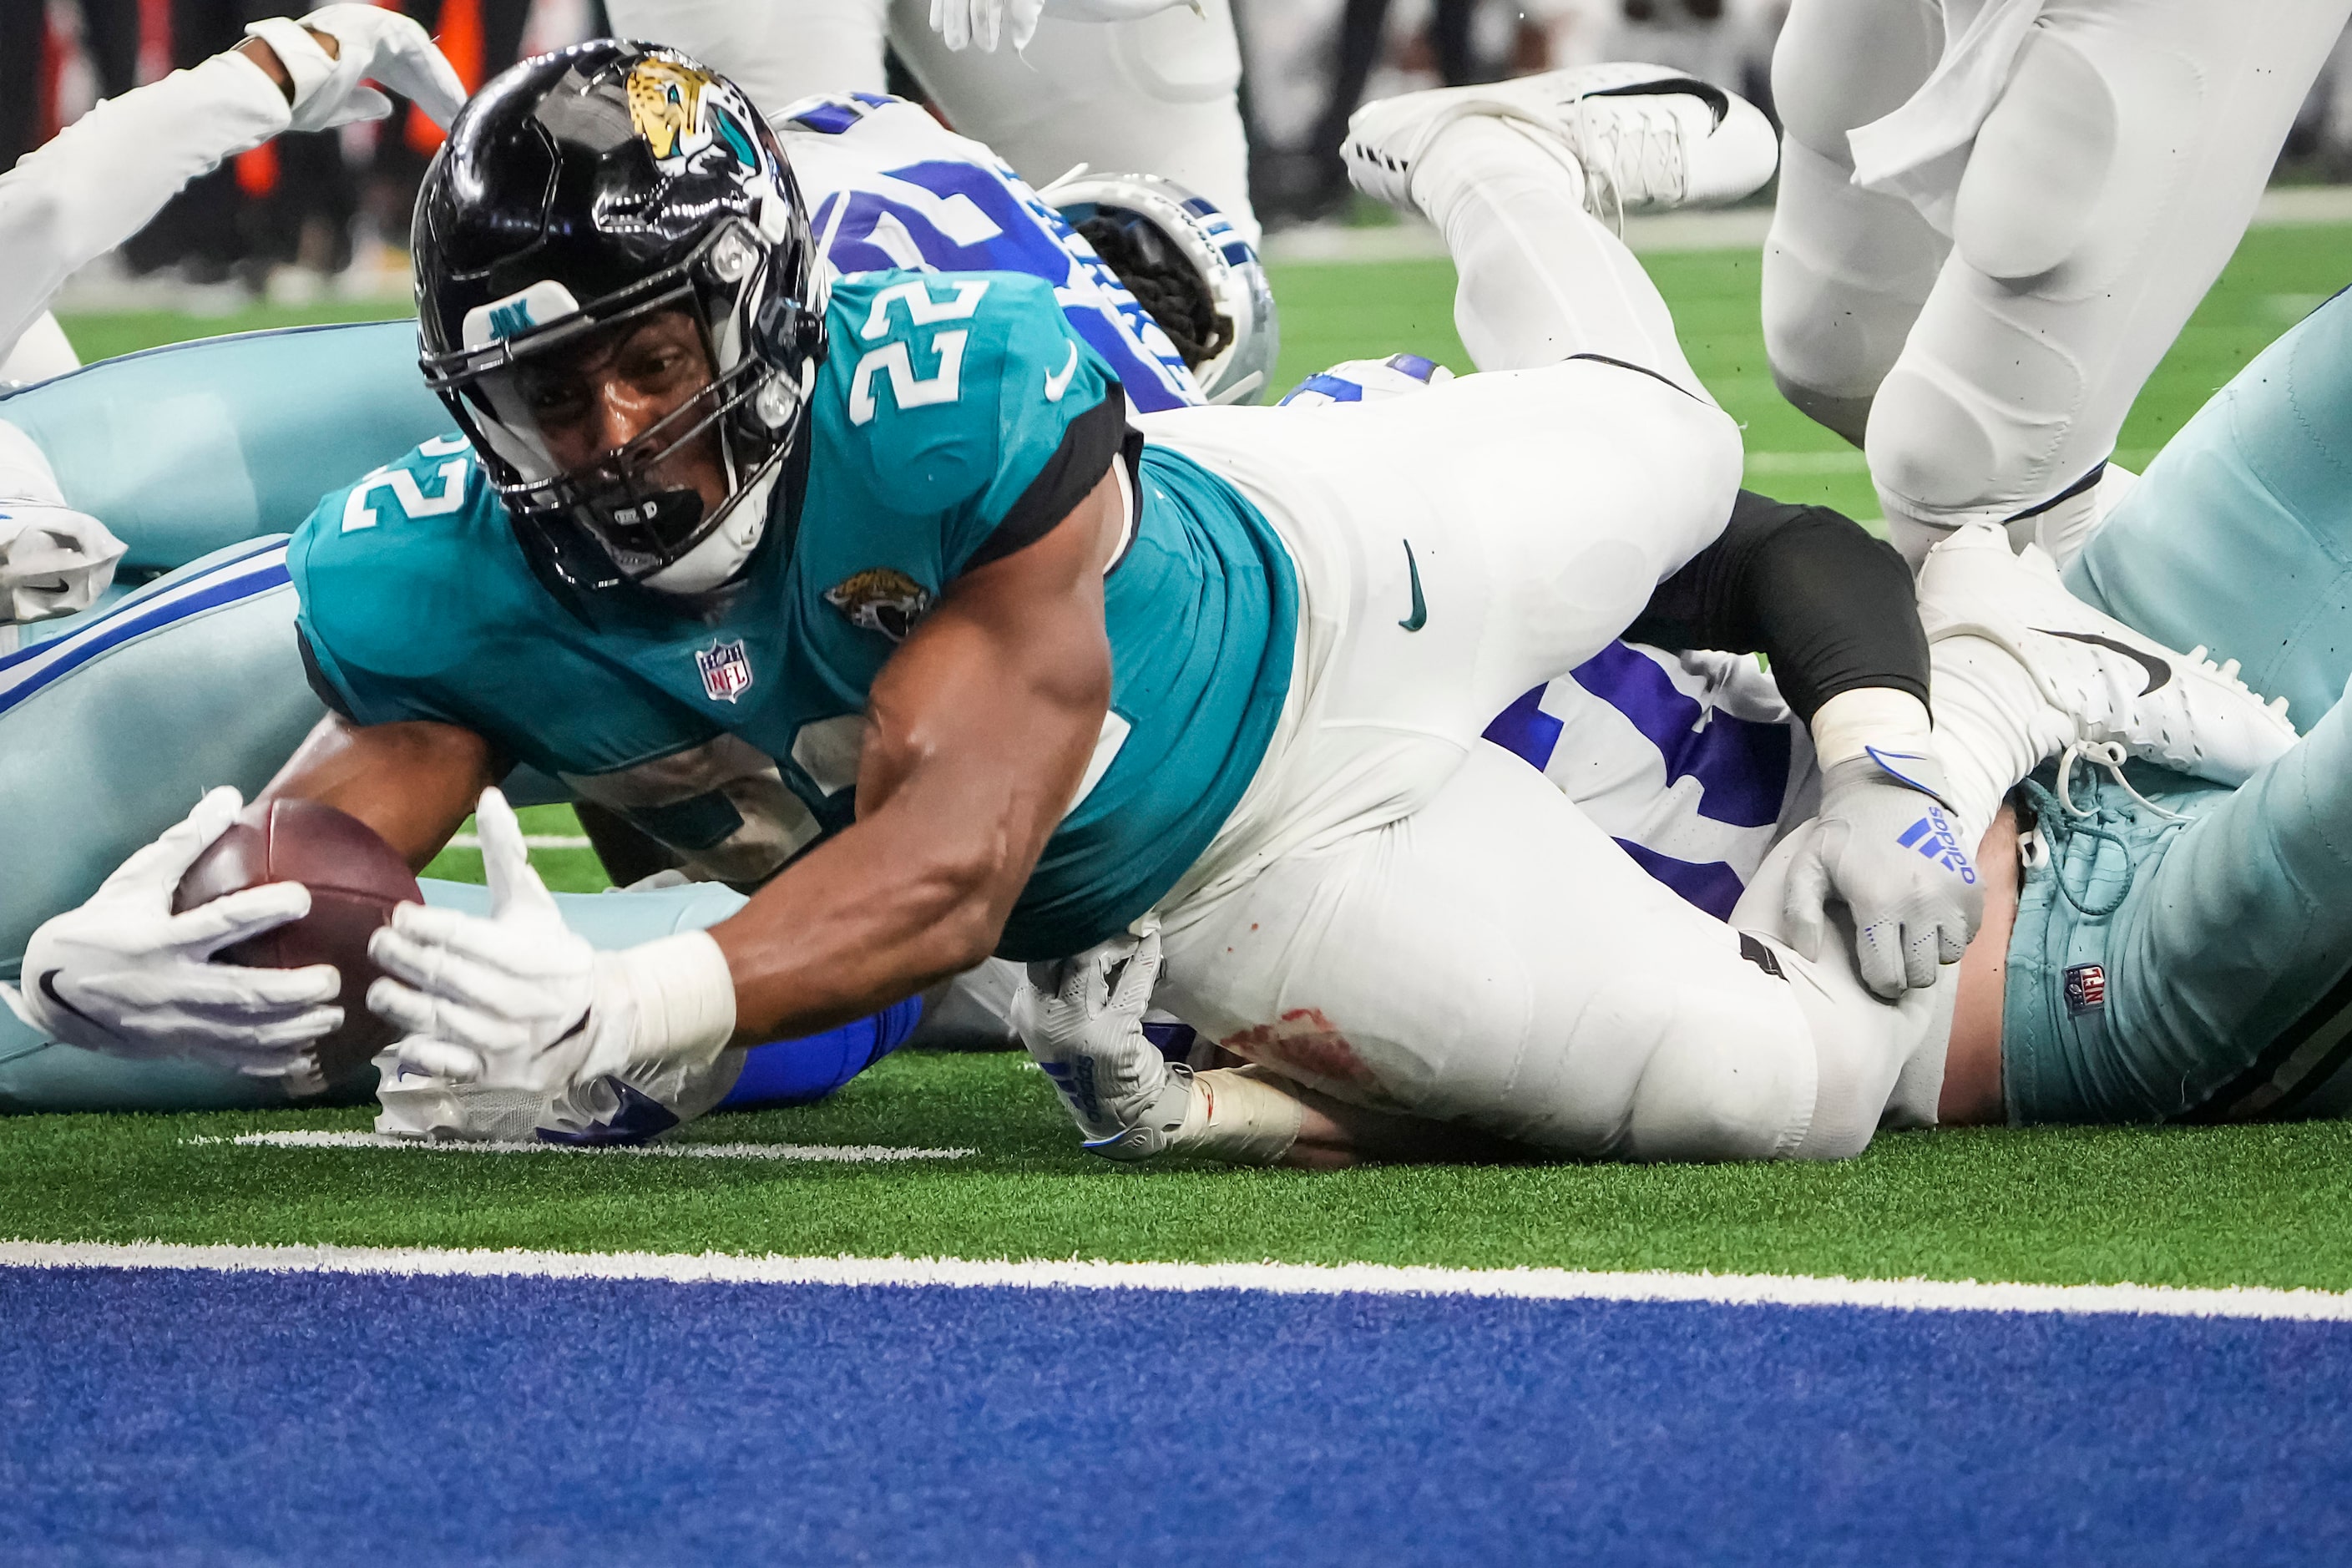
171 797 422 1088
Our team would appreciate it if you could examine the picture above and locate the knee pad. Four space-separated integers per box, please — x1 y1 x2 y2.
1763 139 1942 427
1953 30 2117 281
1771 0 1943 158
1867 368 2004 555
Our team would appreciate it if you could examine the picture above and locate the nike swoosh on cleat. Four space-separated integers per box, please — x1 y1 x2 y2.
1043 342 1080 402
1398 539 1426 631
1581 76 1729 129
2036 628 2171 695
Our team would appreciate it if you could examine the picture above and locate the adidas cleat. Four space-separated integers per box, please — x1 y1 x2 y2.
1917 524 2299 787
1342 62 1779 220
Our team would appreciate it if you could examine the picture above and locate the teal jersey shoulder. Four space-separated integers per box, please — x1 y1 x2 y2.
291 268 1296 955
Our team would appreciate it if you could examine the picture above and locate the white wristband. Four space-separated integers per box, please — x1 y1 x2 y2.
595 930 738 1078
1808 686 1933 768
1175 1066 1304 1164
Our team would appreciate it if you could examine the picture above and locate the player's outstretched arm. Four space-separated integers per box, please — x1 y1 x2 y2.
715 468 1120 1032
361 470 1125 1097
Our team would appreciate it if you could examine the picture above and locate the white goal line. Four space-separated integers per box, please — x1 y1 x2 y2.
0 1240 2346 1322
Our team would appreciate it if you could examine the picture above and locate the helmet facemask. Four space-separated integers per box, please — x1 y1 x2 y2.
424 215 820 591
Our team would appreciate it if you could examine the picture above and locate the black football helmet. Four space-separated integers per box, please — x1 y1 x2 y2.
413 42 827 590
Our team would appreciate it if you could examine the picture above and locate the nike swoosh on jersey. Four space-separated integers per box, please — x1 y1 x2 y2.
1399 539 1426 631
1043 342 1080 402
2036 628 2171 695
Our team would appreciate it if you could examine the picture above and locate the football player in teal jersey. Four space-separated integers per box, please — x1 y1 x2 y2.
11 46 2064 1162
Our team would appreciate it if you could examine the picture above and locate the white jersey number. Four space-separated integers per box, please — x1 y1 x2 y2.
847 278 989 426
341 435 473 534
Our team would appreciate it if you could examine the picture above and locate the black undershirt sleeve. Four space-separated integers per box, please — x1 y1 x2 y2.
965 384 1128 570
1625 489 1929 725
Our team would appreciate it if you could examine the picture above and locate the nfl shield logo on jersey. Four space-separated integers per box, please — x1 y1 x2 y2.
695 638 755 703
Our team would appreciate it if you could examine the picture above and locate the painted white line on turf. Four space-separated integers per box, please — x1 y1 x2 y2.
185 1131 973 1162
443 834 592 850
0 1241 2347 1323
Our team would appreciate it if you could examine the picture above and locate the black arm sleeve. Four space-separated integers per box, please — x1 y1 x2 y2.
1625 490 1928 724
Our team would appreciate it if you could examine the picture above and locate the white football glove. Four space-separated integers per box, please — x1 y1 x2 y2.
244 5 466 134
928 0 1199 53
1783 747 1985 999
0 497 125 624
367 788 736 1095
1012 930 1193 1156
1 787 341 1080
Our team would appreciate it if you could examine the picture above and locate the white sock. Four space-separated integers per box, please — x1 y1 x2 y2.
1928 634 2069 848
1407 117 1709 395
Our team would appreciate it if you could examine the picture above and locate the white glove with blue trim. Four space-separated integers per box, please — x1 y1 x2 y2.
1013 930 1193 1158
1783 746 1984 999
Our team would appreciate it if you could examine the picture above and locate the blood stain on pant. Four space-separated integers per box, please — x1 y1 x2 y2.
1221 1008 1376 1091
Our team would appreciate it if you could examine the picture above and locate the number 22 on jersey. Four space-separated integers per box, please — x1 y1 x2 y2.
847 278 990 426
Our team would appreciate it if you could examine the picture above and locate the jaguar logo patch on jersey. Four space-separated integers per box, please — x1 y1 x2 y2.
824 568 933 643
695 637 755 703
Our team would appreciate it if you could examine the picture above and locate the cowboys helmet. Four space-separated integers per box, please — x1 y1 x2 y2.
413 42 827 592
1046 172 1277 406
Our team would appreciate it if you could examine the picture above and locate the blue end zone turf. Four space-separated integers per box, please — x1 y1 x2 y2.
4 1267 2347 1564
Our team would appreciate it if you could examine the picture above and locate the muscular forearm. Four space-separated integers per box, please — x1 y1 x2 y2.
1627 489 1928 723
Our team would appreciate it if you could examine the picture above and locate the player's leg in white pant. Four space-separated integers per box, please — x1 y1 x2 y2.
1154 741 1930 1160
885 0 1260 245
1758 0 1945 448
601 0 893 109
1866 0 2352 564
1143 363 1932 1161
1402 116 1707 391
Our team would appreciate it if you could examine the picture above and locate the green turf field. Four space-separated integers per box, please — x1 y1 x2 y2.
29 225 2352 1286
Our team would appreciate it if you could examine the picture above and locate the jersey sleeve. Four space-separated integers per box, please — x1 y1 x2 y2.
957 272 1125 570
827 271 1123 578
285 435 513 731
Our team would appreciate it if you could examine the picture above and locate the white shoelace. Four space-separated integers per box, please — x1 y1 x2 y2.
1570 94 1689 230
2053 738 2186 822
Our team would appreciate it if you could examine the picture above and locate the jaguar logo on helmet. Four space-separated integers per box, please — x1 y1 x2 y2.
626 54 761 172
824 568 934 643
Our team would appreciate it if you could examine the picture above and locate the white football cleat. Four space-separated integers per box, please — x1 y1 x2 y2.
1918 524 2299 787
1343 63 1779 220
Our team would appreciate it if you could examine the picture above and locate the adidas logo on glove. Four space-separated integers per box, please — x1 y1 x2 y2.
1898 807 1978 885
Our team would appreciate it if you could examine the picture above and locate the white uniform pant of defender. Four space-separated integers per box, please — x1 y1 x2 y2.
601 0 1259 244
1763 0 2352 563
1141 363 1944 1161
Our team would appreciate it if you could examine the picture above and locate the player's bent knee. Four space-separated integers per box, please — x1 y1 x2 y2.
1867 370 2001 547
1622 1005 1817 1163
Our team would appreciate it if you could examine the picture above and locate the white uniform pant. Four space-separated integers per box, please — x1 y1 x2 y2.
1762 0 2352 561
1141 368 1949 1160
602 0 1258 243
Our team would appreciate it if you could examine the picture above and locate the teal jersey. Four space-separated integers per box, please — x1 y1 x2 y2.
288 270 1297 959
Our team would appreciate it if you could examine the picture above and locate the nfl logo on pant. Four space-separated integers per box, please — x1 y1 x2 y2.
2065 964 2107 1015
696 639 755 703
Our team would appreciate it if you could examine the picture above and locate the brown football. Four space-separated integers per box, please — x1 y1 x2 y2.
171 797 422 1089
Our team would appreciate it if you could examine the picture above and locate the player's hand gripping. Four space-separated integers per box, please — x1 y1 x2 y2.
0 787 341 1075
1012 930 1195 1160
1783 747 1984 999
367 789 736 1095
242 5 466 134
0 498 125 624
928 0 1200 53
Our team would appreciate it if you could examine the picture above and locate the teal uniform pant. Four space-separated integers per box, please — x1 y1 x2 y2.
2005 288 2352 1122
